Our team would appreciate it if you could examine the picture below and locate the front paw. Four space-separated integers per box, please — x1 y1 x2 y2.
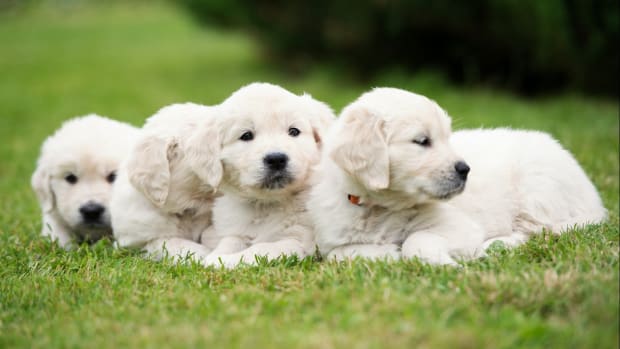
202 255 235 269
401 247 458 266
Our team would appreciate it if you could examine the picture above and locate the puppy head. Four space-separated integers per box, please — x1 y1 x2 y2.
129 103 221 209
330 88 468 205
187 83 335 200
32 115 138 240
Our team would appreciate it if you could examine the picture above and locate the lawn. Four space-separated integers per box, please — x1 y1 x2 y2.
0 2 618 348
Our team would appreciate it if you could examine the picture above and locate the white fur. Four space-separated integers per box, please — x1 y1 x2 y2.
197 83 335 268
308 88 606 265
110 103 220 262
449 129 607 247
31 115 139 248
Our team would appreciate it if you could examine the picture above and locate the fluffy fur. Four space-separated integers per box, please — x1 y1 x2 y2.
194 83 335 268
31 115 139 248
110 103 220 261
308 88 606 265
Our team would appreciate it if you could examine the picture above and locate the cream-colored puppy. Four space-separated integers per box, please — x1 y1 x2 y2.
189 83 335 268
450 128 606 249
308 88 606 265
111 103 220 261
32 115 139 248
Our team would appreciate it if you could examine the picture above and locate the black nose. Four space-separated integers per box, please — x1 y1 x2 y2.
79 202 105 222
263 152 289 171
454 161 470 180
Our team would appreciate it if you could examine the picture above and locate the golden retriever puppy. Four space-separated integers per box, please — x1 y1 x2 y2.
111 103 220 262
450 128 606 249
32 115 139 248
188 83 335 268
308 88 606 265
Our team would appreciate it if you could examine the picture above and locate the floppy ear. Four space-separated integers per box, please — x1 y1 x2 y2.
31 164 55 213
311 109 336 148
330 106 390 190
302 94 335 147
127 134 173 207
184 120 223 189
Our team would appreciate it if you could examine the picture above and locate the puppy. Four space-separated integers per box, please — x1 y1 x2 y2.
308 88 606 265
111 103 220 262
32 115 139 248
449 128 607 249
187 83 335 268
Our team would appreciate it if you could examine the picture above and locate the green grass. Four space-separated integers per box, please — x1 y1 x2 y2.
0 2 618 348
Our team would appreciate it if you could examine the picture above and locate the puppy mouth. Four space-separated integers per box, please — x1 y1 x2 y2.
260 170 294 190
430 179 466 200
77 221 111 230
73 223 113 243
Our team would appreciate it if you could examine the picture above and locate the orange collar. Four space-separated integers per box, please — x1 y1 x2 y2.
347 194 363 206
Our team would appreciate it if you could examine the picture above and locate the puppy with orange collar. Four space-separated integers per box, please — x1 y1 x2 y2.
309 88 606 265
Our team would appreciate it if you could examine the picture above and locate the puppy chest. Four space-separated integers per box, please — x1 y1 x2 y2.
344 208 413 245
174 208 212 242
242 206 309 242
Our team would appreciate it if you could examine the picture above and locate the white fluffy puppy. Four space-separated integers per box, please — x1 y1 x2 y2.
111 103 220 261
449 128 606 249
32 115 139 248
189 83 335 268
308 88 606 265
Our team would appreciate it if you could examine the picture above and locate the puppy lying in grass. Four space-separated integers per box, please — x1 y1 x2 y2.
192 83 335 268
308 88 606 265
111 103 220 261
32 115 139 248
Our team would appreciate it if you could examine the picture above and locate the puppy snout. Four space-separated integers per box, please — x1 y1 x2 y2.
263 152 289 171
454 161 470 180
79 202 105 222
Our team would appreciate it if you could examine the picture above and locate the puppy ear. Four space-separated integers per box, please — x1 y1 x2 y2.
184 120 223 189
302 94 335 147
31 165 55 212
127 134 173 207
311 111 335 147
330 106 390 190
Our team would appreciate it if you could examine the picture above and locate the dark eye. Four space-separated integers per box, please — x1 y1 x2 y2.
65 173 78 184
288 127 301 137
413 137 431 147
106 171 117 183
239 131 254 141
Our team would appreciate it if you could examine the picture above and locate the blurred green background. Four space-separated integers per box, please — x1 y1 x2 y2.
0 1 618 348
1 0 617 208
181 0 620 97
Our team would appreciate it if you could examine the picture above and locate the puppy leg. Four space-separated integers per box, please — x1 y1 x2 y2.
209 236 248 255
327 244 401 261
144 238 212 264
204 238 308 269
401 232 458 266
199 226 248 254
401 204 486 265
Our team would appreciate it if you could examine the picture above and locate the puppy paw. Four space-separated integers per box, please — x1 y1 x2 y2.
401 234 458 266
202 255 241 269
420 254 459 266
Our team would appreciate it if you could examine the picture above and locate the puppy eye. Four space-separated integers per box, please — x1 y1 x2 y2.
413 137 431 147
288 127 301 137
65 173 78 184
106 171 117 183
239 131 254 141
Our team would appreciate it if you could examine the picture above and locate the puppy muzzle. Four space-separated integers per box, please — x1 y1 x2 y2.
261 152 294 189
